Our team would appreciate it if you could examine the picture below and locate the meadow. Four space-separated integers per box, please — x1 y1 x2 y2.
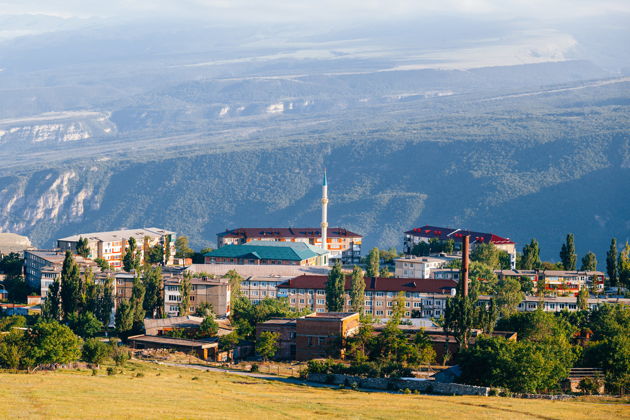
1 361 628 419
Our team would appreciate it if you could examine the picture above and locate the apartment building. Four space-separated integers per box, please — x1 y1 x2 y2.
394 256 455 278
478 295 630 313
404 225 517 269
276 275 457 319
57 227 176 269
496 269 605 295
24 249 98 296
204 241 329 266
240 275 295 303
217 227 362 264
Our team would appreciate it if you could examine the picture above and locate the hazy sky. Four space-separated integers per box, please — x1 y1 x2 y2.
1 0 629 22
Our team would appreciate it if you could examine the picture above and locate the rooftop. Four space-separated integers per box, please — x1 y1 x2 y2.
394 256 454 264
58 227 174 243
186 264 331 278
405 225 515 245
127 334 217 349
278 275 457 294
496 269 605 276
25 249 96 266
204 241 328 262
218 227 362 239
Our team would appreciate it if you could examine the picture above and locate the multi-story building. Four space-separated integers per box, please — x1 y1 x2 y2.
277 275 457 319
403 225 517 269
163 277 231 317
204 241 329 266
432 268 461 282
256 312 360 361
240 275 295 304
57 227 176 269
216 227 362 264
394 256 455 278
496 269 605 295
24 250 98 296
478 295 630 313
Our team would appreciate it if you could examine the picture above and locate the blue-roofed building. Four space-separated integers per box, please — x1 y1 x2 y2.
203 241 329 266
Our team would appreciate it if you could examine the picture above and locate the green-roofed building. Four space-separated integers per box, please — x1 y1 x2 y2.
203 241 329 266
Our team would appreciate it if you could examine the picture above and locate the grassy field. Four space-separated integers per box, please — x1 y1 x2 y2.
1 361 628 420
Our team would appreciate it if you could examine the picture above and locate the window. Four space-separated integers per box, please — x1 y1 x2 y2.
413 302 421 308
291 298 296 303
376 310 384 316
251 291 259 296
387 301 393 307
318 337 326 345
317 299 325 305
387 310 393 316
365 309 372 314
366 291 373 296
317 290 325 295
376 292 384 297
376 301 383 307
299 299 305 304
405 311 410 317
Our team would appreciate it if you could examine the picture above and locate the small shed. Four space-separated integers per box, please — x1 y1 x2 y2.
128 335 218 360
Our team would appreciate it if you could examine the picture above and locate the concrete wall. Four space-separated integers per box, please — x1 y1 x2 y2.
306 373 490 396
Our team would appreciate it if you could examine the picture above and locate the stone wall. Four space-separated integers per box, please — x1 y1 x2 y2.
306 373 489 396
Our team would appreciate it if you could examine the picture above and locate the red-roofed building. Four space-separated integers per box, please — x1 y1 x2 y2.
217 227 362 264
403 225 517 268
277 275 457 319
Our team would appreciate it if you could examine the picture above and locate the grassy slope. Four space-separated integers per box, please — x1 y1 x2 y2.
1 362 628 419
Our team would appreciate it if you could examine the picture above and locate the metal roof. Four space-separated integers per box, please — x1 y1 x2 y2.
204 241 328 262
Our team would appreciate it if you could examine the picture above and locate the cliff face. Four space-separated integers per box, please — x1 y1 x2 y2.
1 134 628 261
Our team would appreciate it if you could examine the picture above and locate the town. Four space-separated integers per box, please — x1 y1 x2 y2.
0 174 628 399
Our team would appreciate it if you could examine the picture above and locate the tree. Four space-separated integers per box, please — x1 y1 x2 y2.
444 263 478 350
580 251 597 272
325 262 345 312
4 275 32 303
26 320 83 366
469 262 498 294
494 277 524 317
67 312 103 338
606 238 619 288
98 277 115 328
175 235 194 258
470 243 500 269
43 280 62 320
219 332 240 352
225 269 243 303
114 300 134 338
619 242 630 289
82 338 111 366
123 237 141 272
0 252 24 276
60 251 82 317
230 297 309 339
93 258 110 272
130 275 146 331
520 239 541 270
142 266 163 318
76 237 90 258
366 248 380 278
349 266 365 313
443 239 455 254
517 275 535 294
560 233 577 271
411 242 430 257
256 331 279 361
146 244 164 265
179 271 192 316
195 302 215 318
577 287 590 311
199 316 219 337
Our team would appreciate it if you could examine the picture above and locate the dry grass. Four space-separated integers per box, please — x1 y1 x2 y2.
1 361 628 419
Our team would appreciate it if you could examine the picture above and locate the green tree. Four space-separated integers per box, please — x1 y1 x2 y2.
256 331 279 361
123 237 141 272
43 279 62 320
0 329 27 369
517 275 535 294
366 248 380 278
179 272 192 316
0 315 27 331
115 300 134 338
175 235 194 258
411 242 430 257
82 338 111 365
0 252 24 276
98 277 115 328
520 239 542 270
3 275 32 302
146 244 164 265
142 266 163 318
76 237 90 258
470 243 500 269
325 262 345 312
194 302 215 318
444 267 478 350
494 277 524 317
606 238 619 287
443 239 455 254
349 266 365 313
619 242 630 289
26 320 83 366
580 251 597 272
584 334 630 395
60 251 82 317
225 269 243 303
469 261 498 294
93 258 110 271
219 332 240 352
560 233 577 271
199 316 219 337
67 312 103 338
577 287 589 311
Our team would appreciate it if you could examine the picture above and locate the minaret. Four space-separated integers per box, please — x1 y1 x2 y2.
321 170 328 252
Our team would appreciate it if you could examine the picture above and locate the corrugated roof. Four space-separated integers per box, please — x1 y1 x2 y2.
58 227 174 243
405 225 515 245
204 241 327 262
218 227 362 239
277 275 457 293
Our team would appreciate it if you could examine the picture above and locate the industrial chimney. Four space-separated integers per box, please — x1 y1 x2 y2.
461 235 470 296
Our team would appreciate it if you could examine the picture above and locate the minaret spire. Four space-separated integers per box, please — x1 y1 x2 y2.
321 169 328 253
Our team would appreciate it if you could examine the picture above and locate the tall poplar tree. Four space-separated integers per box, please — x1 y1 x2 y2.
606 238 619 287
60 251 82 317
179 272 192 316
143 266 164 318
619 242 630 289
325 262 345 312
559 233 577 270
580 251 598 272
43 279 62 320
520 239 541 270
349 266 365 313
76 237 90 258
366 248 380 278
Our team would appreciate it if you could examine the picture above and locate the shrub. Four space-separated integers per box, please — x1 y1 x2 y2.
111 343 130 367
191 376 199 381
82 338 111 365
403 388 411 394
91 368 98 376
578 377 602 395
250 363 259 372
136 372 145 378
106 367 116 376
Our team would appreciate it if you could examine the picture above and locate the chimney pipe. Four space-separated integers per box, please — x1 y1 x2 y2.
462 235 470 296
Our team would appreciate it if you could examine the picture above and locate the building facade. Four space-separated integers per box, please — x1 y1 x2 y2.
24 249 98 296
277 275 457 319
403 225 517 269
496 269 605 295
57 227 176 269
217 227 362 264
394 256 455 278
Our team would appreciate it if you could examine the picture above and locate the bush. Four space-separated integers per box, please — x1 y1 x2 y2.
106 367 116 376
91 368 98 376
111 343 130 367
250 363 259 372
82 338 111 365
136 372 145 378
578 377 602 395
